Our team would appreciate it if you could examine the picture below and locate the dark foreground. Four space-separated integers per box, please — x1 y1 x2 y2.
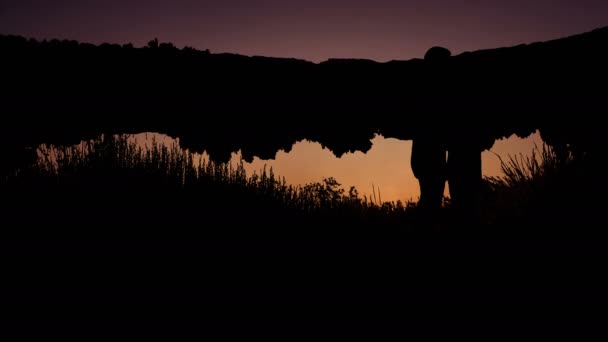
2 138 607 336
3 214 607 337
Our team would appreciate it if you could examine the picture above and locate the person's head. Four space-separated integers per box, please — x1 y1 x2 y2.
424 46 452 62
422 47 452 119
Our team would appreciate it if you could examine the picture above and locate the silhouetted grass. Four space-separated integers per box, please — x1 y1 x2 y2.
482 143 602 232
2 136 604 239
1 135 416 238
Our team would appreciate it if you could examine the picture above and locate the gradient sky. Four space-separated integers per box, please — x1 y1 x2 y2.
141 133 540 203
239 133 543 202
1 1 607 62
2 1 603 201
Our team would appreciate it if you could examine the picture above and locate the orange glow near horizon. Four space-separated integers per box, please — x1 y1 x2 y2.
134 131 542 203
237 132 543 203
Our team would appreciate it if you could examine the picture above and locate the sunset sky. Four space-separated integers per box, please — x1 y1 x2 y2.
2 1 604 201
159 132 541 203
1 1 606 62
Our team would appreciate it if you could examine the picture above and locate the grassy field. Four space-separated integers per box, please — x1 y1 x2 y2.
2 134 607 337
2 135 417 240
1 134 603 239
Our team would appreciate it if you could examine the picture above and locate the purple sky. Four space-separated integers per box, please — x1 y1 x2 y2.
1 0 607 62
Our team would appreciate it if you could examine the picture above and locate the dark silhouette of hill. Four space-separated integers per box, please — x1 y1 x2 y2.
1 26 607 167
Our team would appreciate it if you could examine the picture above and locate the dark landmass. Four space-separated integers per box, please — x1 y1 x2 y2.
2 134 607 337
1 27 607 166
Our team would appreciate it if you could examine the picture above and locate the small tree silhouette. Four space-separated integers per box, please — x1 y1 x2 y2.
159 42 176 50
147 38 159 49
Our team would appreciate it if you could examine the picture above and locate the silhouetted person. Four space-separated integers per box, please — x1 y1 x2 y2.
411 133 447 221
446 131 483 225
410 47 452 224
421 46 484 225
